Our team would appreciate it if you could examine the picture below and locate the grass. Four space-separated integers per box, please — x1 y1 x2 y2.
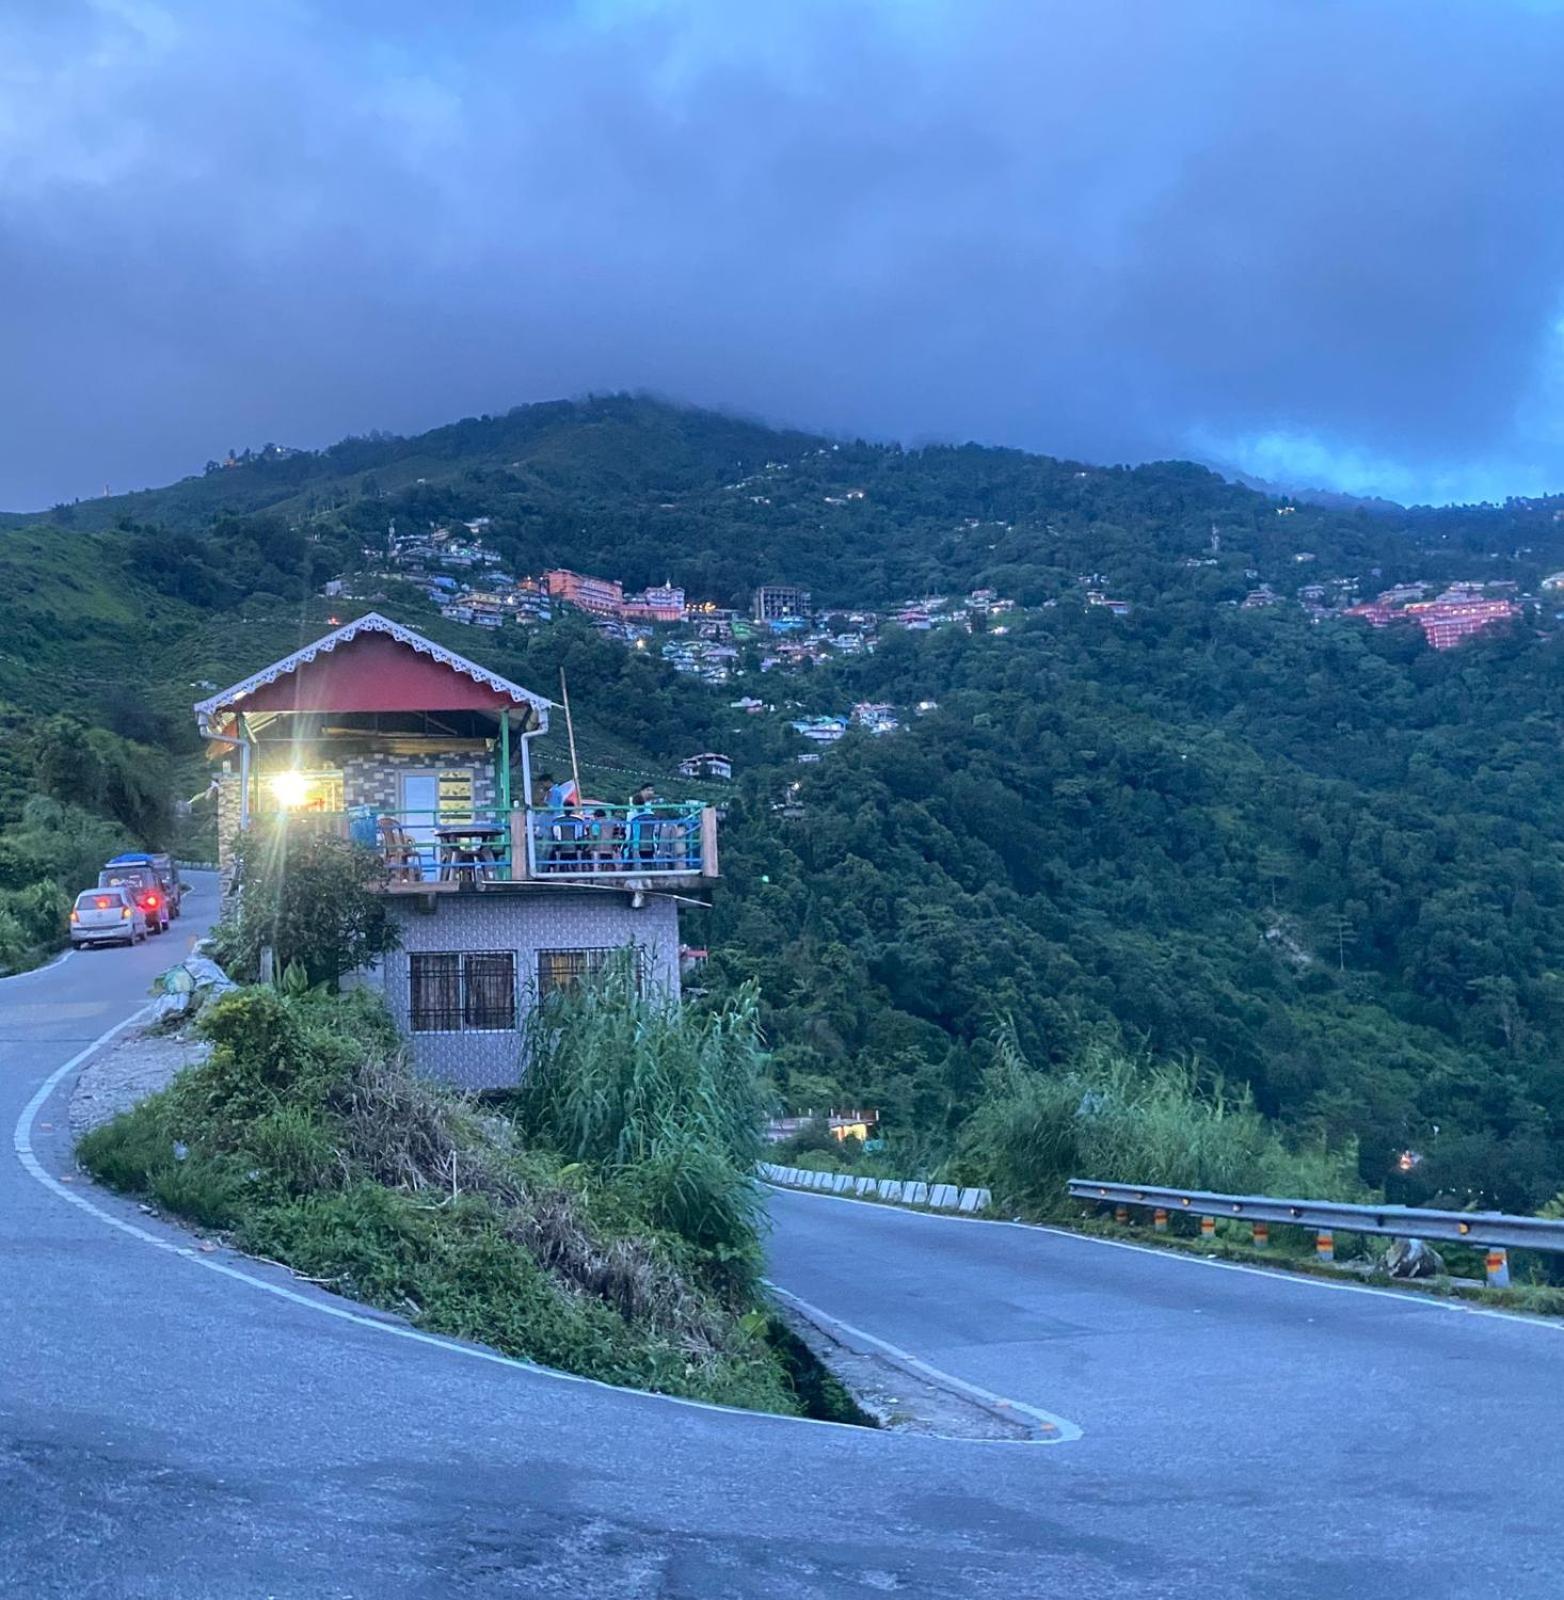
78 982 855 1417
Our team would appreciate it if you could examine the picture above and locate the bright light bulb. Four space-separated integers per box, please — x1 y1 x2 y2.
270 771 311 809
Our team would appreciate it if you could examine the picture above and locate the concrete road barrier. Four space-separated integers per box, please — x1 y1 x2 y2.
758 1165 992 1217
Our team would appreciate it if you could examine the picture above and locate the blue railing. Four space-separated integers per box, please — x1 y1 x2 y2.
261 803 714 884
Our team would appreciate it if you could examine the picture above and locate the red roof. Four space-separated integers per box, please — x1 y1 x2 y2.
194 612 551 727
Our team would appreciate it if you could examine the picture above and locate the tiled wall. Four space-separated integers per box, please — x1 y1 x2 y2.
339 752 498 815
369 889 683 1089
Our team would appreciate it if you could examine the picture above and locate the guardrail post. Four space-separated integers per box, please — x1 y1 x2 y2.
1252 1221 1270 1249
1199 1215 1216 1240
1153 1207 1168 1232
1315 1229 1334 1263
1113 1203 1130 1226
1485 1248 1511 1288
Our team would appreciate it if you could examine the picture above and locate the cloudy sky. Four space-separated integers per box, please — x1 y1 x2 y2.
4 0 1564 509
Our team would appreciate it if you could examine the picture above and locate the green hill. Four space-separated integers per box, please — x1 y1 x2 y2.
4 393 1564 1213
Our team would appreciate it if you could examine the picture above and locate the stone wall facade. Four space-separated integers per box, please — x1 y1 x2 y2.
338 751 498 817
367 889 682 1089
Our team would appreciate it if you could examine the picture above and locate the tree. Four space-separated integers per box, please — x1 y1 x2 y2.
221 826 400 988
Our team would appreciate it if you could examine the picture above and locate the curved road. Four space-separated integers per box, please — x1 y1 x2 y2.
1 875 1559 1597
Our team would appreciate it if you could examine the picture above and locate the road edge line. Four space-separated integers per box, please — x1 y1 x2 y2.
763 1182 1564 1332
768 1281 1082 1445
12 1001 1042 1447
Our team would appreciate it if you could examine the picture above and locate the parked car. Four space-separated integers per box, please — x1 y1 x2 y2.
104 851 181 918
70 887 148 948
96 863 170 934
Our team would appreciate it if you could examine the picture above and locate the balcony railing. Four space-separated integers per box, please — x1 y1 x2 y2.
261 803 717 889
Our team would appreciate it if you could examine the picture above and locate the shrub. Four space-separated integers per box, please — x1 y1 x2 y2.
513 961 771 1290
218 825 399 987
952 1023 1364 1215
80 984 800 1413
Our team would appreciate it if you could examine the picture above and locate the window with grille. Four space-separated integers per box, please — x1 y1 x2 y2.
410 951 516 1032
536 948 642 997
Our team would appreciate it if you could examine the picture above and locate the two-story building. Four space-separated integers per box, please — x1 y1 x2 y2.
195 612 717 1089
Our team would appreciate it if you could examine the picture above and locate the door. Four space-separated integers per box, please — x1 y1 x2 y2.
399 771 441 876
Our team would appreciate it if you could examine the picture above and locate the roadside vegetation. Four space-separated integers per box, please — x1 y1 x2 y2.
78 975 846 1417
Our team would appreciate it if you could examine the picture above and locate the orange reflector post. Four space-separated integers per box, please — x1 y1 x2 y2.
1153 1208 1169 1232
1252 1221 1270 1249
1485 1248 1510 1289
1315 1230 1335 1263
1199 1215 1216 1239
1113 1204 1129 1226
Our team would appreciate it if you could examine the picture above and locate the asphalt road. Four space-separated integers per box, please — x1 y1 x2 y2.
1 875 1559 1597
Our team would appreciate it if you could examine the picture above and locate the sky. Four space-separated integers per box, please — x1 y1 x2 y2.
5 0 1564 509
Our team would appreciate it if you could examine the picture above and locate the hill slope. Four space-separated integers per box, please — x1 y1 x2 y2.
3 394 1563 1211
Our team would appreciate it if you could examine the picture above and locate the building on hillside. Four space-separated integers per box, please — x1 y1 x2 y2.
621 581 686 624
677 752 734 782
194 613 718 1089
545 568 624 616
851 702 900 735
1348 595 1520 650
1407 597 1521 650
790 715 848 744
752 584 812 624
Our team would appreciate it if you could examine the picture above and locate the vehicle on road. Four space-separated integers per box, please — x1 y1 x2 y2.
96 863 170 934
69 887 149 947
104 851 182 919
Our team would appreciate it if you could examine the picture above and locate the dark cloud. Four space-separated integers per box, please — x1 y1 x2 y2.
4 0 1564 507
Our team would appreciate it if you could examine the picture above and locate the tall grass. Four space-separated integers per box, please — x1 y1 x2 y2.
952 1024 1363 1215
513 959 771 1290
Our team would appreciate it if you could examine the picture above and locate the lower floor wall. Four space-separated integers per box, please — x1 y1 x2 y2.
367 889 682 1090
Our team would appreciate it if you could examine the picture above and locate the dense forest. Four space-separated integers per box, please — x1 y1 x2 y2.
4 394 1563 1211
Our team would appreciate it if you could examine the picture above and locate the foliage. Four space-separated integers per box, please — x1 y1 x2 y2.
13 394 1564 1210
950 1025 1364 1217
216 825 399 988
28 715 172 841
512 962 772 1289
79 986 804 1413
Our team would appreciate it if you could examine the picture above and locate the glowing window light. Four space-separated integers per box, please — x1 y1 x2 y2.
269 771 313 809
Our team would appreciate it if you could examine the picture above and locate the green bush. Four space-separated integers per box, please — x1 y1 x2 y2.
216 825 400 987
80 984 802 1413
512 961 771 1289
952 1025 1364 1216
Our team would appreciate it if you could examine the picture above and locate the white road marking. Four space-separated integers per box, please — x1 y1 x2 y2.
10 997 1049 1447
0 949 73 985
765 1183 1564 1332
768 1281 1082 1444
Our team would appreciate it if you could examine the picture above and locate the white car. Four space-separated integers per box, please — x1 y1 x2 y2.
70 887 149 948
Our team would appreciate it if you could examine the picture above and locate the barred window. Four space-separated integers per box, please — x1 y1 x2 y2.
410 951 515 1032
537 948 643 997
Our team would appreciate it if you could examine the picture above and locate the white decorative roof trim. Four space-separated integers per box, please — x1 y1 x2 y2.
194 611 552 729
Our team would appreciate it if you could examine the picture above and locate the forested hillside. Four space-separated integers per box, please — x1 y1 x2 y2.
5 394 1563 1210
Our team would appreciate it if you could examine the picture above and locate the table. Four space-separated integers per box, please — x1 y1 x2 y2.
435 823 506 882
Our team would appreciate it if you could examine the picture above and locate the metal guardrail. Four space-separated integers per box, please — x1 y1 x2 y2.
1069 1179 1564 1256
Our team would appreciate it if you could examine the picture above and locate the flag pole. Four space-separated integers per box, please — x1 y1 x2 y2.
559 669 582 803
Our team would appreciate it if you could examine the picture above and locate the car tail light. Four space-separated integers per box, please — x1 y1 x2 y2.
143 893 160 909
70 910 79 922
121 907 132 919
95 897 111 909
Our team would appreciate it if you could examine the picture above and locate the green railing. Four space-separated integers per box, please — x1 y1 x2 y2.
261 803 714 884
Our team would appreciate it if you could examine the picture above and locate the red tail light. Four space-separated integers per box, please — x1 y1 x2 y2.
95 897 110 909
142 893 160 909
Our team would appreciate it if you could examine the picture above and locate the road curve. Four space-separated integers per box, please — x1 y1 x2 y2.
0 878 1555 1598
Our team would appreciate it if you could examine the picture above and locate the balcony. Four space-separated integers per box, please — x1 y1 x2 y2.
265 802 718 892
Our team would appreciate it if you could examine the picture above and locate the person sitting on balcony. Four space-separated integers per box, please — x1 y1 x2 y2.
550 806 588 871
587 808 621 870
